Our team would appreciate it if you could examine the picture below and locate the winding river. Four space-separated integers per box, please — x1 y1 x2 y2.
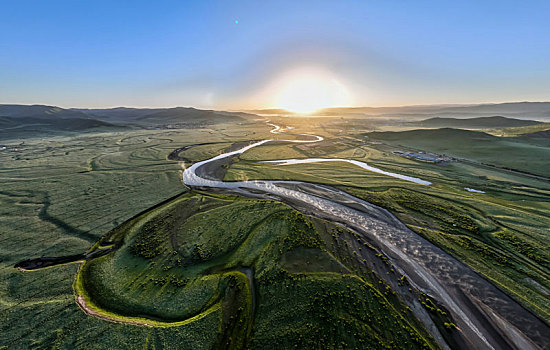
182 123 549 350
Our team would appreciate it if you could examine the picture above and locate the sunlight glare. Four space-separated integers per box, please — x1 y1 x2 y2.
272 67 352 113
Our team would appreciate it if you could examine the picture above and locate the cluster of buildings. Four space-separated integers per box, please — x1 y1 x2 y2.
393 150 454 163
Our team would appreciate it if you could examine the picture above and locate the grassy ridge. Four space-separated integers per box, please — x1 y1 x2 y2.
75 191 437 349
489 122 550 137
409 116 542 129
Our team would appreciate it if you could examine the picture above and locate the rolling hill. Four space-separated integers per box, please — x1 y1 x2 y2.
135 107 246 126
74 107 168 120
317 102 550 120
408 116 541 129
0 105 254 140
0 105 124 140
0 104 93 119
76 107 253 125
489 122 550 137
367 128 550 178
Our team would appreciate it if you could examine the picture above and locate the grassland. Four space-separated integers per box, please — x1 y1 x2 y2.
488 122 550 137
75 190 437 349
225 121 550 323
0 122 269 349
408 116 542 129
1 120 438 349
2 115 549 348
366 128 550 178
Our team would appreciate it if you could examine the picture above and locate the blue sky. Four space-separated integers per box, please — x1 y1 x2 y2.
1 0 549 108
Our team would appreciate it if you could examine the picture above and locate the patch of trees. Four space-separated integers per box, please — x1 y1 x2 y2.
254 273 431 349
131 219 167 259
392 192 481 234
149 275 189 287
355 189 484 235
275 211 323 251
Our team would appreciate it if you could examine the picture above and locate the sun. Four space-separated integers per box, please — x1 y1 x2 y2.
271 67 352 114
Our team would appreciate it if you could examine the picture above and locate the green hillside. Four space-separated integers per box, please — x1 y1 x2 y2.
0 105 251 140
367 128 550 177
489 122 550 137
0 105 93 119
0 116 122 140
409 116 541 129
136 107 245 126
0 105 126 140
74 191 436 349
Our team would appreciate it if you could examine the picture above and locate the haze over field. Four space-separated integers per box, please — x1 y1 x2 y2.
1 1 550 350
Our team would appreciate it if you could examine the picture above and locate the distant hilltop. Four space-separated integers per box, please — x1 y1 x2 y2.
2 102 550 141
248 102 550 120
407 116 542 129
0 104 254 141
0 104 253 123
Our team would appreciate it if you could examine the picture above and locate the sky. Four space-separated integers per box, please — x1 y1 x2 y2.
1 0 549 109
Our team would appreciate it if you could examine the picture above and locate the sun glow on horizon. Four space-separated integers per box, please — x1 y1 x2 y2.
266 67 353 113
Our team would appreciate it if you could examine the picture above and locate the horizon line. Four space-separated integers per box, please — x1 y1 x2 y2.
1 100 550 112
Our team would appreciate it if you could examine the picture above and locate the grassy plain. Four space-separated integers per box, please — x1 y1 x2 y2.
488 122 550 136
0 122 268 348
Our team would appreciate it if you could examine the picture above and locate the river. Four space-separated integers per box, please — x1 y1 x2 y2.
181 122 549 350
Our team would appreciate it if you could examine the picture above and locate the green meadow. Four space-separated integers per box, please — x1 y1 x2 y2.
0 123 265 348
76 191 437 348
226 125 550 323
1 117 549 348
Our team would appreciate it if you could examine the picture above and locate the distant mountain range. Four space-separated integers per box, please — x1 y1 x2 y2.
0 105 93 119
0 105 122 140
0 105 248 124
2 102 550 140
0 105 251 140
407 116 542 129
74 107 168 120
74 107 257 122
